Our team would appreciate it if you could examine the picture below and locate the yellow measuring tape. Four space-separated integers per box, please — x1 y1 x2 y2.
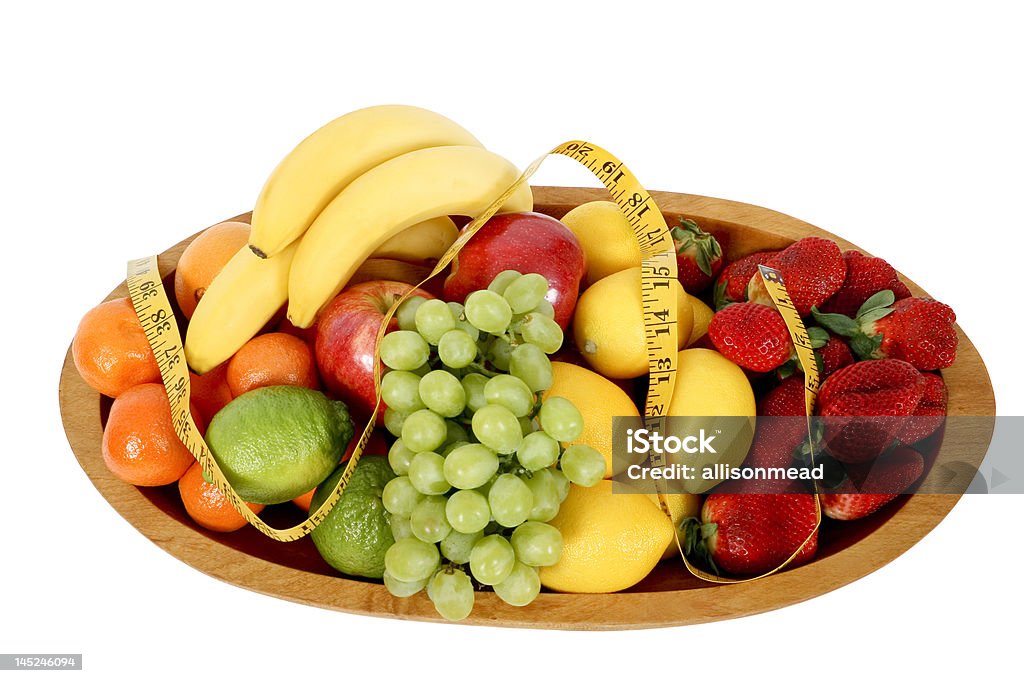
128 139 818 582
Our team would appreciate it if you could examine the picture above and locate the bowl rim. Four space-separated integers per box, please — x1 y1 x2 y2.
58 186 996 630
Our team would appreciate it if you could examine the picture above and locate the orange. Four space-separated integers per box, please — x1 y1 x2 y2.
543 361 641 478
178 462 264 532
292 426 389 511
226 332 319 397
173 221 251 319
102 383 204 486
189 361 233 425
72 297 161 397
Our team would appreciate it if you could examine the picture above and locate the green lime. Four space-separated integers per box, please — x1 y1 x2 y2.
204 386 354 505
311 456 396 579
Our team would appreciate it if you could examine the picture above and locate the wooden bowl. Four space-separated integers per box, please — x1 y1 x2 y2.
58 187 995 629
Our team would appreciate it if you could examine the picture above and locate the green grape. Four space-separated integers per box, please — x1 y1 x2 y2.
389 515 414 541
472 404 523 454
475 475 498 500
493 561 541 607
509 343 553 392
384 537 440 583
523 470 560 522
445 489 490 534
384 407 408 438
438 329 478 368
538 396 583 441
387 439 416 475
414 298 456 344
442 440 470 457
469 534 516 585
380 330 430 371
464 290 513 335
408 451 450 495
487 269 522 295
516 431 560 471
428 568 474 621
417 370 466 418
396 296 428 331
401 409 447 452
531 299 556 319
444 420 469 446
382 476 424 517
560 443 606 487
483 374 535 417
383 570 425 598
443 443 499 490
381 371 425 413
519 416 538 435
447 302 480 340
440 529 484 564
461 373 489 414
488 473 533 528
487 336 512 371
510 521 563 567
410 495 452 543
520 314 564 354
503 273 549 314
411 362 432 377
550 468 571 502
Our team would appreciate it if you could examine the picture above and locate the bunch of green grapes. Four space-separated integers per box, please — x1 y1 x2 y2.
378 271 606 621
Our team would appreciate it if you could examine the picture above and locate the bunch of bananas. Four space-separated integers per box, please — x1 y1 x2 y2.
185 105 534 373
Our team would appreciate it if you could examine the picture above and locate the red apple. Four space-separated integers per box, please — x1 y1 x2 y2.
443 212 586 329
315 280 433 419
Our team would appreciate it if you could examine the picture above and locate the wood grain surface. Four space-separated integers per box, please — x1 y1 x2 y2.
58 187 996 629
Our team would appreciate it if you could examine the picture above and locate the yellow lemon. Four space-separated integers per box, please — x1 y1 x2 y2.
573 267 693 379
540 480 673 593
667 348 756 493
686 294 714 347
543 361 641 478
560 201 642 286
644 493 702 560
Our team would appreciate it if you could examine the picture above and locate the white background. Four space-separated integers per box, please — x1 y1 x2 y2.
3 1 1021 679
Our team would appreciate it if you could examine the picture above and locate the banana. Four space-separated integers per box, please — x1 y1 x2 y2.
287 145 533 328
371 215 459 263
249 105 482 258
184 242 297 374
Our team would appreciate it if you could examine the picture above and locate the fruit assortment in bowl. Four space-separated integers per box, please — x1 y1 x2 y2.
59 105 994 629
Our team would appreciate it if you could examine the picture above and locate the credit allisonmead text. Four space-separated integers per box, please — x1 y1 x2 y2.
623 428 824 482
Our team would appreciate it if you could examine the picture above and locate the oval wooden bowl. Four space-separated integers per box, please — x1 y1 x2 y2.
59 187 995 630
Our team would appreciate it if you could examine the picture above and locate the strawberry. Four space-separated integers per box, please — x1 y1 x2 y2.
819 250 912 317
814 291 958 371
816 335 854 379
672 218 724 293
708 302 793 372
816 359 924 464
713 250 778 310
683 493 818 576
819 445 925 520
747 237 846 316
717 377 808 494
898 373 948 444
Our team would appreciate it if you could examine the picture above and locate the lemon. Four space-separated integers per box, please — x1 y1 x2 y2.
573 267 693 379
685 294 714 347
310 456 395 579
543 362 641 478
560 201 642 286
204 386 354 504
645 493 701 560
667 348 756 493
540 480 673 593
